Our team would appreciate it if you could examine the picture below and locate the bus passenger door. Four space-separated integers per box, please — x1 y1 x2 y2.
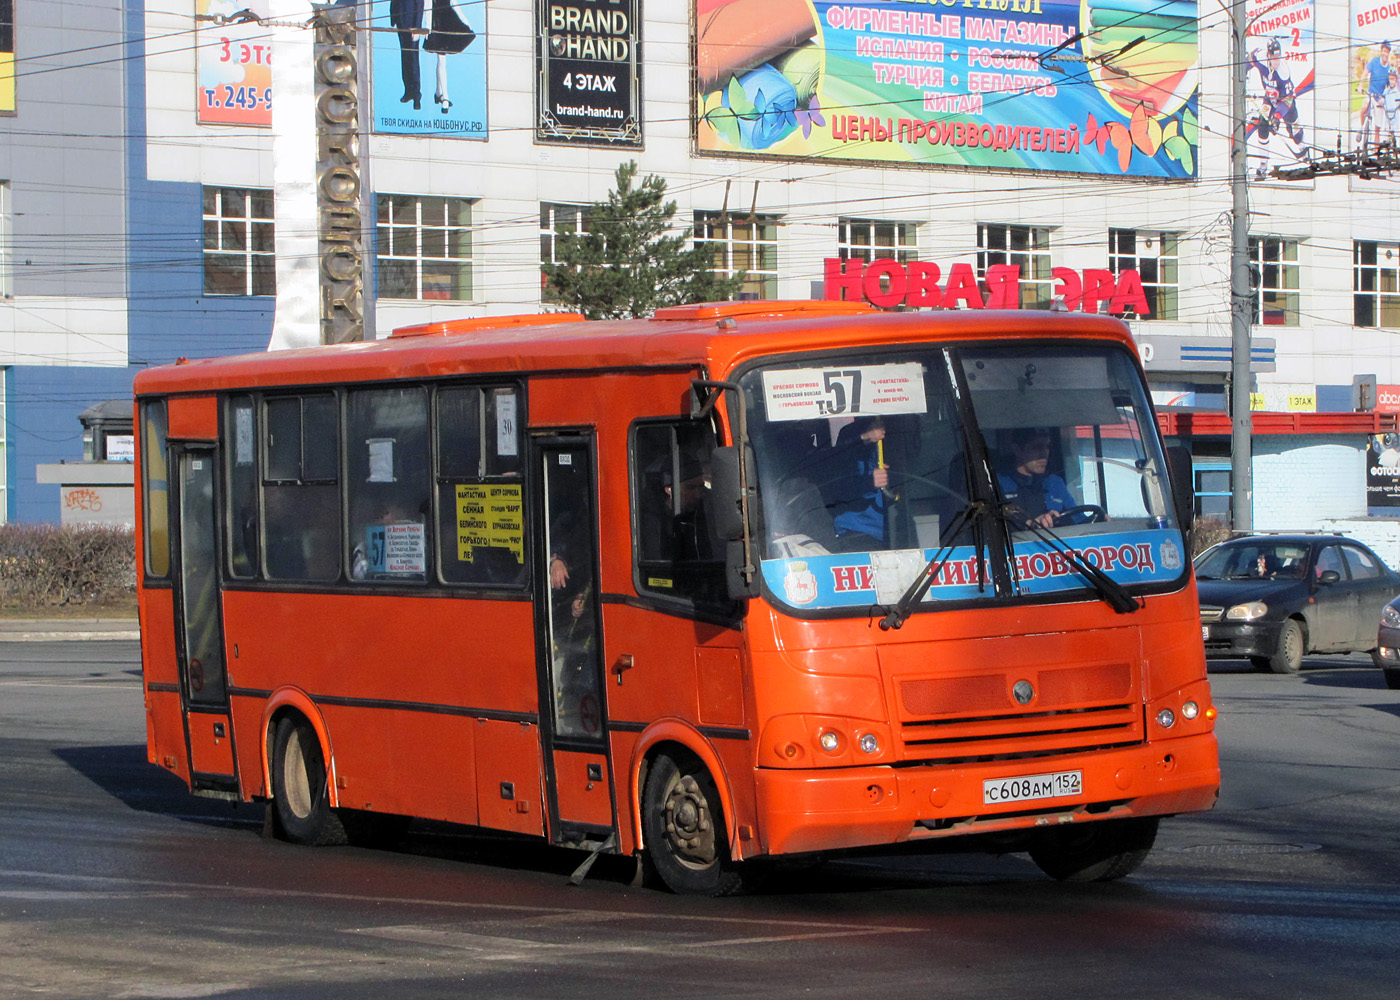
173 446 237 790
534 435 616 847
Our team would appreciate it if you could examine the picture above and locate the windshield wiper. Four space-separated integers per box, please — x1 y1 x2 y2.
1009 510 1142 615
879 500 991 630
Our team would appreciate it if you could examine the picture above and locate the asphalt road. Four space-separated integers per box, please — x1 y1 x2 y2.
2 641 1399 999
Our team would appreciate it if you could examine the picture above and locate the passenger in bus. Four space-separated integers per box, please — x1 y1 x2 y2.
827 415 892 551
997 426 1079 529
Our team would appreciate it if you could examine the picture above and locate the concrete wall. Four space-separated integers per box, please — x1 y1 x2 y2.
1253 436 1368 530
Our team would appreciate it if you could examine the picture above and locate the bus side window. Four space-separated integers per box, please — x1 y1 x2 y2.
632 420 726 605
436 385 528 587
141 400 170 579
263 394 341 582
226 395 259 579
346 387 430 583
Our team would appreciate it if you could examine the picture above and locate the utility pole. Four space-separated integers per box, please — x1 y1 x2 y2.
1229 0 1254 532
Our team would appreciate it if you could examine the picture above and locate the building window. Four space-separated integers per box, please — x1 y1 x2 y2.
540 203 590 303
977 224 1053 308
1354 241 1400 327
694 211 778 300
376 195 473 301
202 187 275 296
838 219 918 263
1109 229 1178 320
1248 236 1299 326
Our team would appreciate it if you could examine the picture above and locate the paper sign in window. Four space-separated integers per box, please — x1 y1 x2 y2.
761 363 928 422
365 521 425 574
367 438 395 482
456 484 524 563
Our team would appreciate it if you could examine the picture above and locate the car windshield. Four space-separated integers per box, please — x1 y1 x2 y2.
1196 541 1309 581
740 342 1188 614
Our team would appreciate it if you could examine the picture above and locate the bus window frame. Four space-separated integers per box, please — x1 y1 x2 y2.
259 390 343 584
627 414 739 623
432 379 530 591
140 398 171 583
728 337 1191 621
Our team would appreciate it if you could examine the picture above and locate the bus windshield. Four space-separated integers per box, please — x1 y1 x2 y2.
741 342 1188 614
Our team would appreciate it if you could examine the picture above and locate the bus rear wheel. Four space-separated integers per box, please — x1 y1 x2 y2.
642 752 743 896
271 716 346 846
1028 816 1159 882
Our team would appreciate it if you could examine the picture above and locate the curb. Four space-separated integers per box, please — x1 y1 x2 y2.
0 621 140 642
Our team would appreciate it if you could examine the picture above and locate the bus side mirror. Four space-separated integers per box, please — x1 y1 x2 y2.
1166 446 1193 531
710 445 752 541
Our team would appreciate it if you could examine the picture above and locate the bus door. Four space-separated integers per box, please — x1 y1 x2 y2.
533 434 616 846
172 445 237 790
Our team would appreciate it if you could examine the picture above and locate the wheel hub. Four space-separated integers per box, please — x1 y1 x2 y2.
663 774 716 867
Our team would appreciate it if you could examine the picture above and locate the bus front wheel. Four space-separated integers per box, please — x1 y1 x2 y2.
271 716 347 846
642 752 743 896
1028 816 1159 882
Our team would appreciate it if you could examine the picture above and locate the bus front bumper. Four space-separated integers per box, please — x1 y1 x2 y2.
750 733 1220 858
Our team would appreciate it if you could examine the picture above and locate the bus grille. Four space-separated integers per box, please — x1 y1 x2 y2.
896 662 1144 764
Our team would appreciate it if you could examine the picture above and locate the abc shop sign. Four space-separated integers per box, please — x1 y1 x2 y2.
823 257 1151 316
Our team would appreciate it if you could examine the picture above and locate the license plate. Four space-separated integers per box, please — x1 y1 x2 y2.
983 769 1083 805
1202 624 1210 641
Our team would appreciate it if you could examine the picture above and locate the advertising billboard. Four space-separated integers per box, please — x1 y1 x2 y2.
196 0 274 126
1351 0 1400 149
1 0 13 115
1245 0 1314 182
536 0 642 146
694 0 1200 178
371 0 486 137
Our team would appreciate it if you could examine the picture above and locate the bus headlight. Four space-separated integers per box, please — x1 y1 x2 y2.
1155 708 1176 728
1226 601 1268 621
859 733 880 754
818 730 841 753
1181 700 1199 720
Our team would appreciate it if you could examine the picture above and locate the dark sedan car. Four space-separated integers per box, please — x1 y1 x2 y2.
1196 534 1400 674
1373 596 1400 689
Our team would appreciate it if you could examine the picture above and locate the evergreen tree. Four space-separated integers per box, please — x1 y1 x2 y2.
542 161 744 319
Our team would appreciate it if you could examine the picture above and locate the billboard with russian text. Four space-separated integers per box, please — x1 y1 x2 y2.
694 0 1199 177
371 0 487 137
1245 0 1314 182
196 0 273 126
1351 0 1400 151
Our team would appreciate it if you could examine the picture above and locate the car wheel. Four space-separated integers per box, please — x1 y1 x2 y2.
1268 619 1304 674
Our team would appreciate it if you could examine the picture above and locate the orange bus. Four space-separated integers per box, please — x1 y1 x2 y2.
135 301 1218 894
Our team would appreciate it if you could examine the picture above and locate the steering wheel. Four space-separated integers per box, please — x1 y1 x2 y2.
1056 504 1107 524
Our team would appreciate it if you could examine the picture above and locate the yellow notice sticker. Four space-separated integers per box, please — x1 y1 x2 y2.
457 484 524 563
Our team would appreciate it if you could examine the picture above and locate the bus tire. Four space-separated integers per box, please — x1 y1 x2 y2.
271 715 346 847
642 751 744 896
1028 816 1159 882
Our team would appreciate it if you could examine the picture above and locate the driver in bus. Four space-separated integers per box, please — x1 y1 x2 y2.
829 415 893 551
998 426 1080 529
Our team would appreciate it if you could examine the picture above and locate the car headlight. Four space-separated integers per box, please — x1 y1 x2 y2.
1226 601 1268 621
1382 604 1400 629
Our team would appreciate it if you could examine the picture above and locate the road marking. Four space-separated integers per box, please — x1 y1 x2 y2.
0 868 921 934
